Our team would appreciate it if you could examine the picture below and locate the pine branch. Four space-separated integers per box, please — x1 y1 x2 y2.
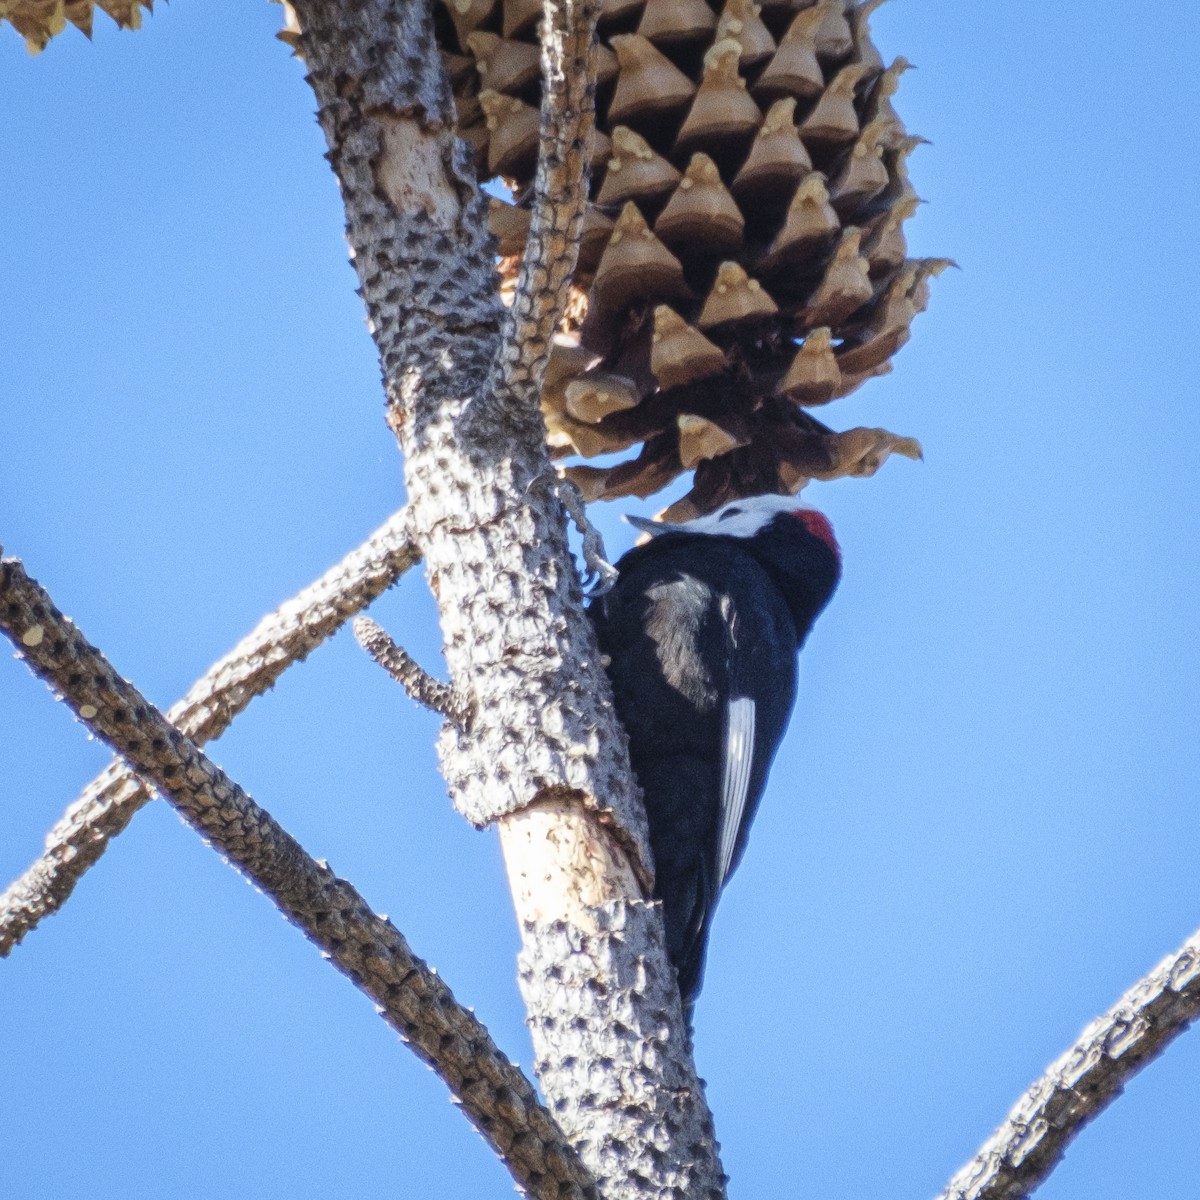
536 473 618 595
0 549 597 1200
353 614 471 725
0 510 416 957
477 0 601 426
289 2 720 1192
291 0 653 853
477 5 725 1191
938 927 1200 1200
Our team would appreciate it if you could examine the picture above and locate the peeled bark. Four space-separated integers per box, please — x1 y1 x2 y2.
519 902 723 1199
289 0 724 1193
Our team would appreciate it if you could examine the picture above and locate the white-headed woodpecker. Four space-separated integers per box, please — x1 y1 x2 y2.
589 493 841 1010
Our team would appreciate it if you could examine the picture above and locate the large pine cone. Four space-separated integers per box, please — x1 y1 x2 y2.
439 0 947 518
2 0 149 51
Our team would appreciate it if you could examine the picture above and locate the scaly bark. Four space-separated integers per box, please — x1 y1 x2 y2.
0 550 597 1200
938 925 1200 1200
0 508 416 956
354 614 470 723
289 0 724 1193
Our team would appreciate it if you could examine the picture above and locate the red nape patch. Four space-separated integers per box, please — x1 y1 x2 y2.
792 509 841 559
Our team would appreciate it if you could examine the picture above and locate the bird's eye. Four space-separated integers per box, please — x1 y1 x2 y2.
718 507 743 521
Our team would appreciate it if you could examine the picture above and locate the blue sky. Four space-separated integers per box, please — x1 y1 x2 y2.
2 2 1198 1197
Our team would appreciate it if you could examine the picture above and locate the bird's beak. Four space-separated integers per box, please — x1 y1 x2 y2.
623 514 685 537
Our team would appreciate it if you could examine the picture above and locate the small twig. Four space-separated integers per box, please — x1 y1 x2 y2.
555 475 618 595
525 471 618 596
471 0 601 430
353 615 471 726
0 549 598 1200
0 509 417 957
937 925 1200 1200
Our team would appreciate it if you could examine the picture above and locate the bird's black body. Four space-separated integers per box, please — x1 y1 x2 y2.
589 496 841 1009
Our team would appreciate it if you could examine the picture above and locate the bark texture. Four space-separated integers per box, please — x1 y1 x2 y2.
0 509 416 957
520 902 724 1200
354 614 469 723
293 0 647 845
938 925 1200 1200
480 0 600 416
289 1 724 1193
0 552 596 1200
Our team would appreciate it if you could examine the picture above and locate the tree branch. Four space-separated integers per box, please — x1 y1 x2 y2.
476 0 601 426
478 6 724 1192
353 614 471 725
0 548 597 1200
288 2 721 1191
938 926 1200 1200
530 472 618 595
292 0 651 876
0 509 416 957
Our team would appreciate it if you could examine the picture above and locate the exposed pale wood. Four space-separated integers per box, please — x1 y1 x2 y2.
498 800 645 931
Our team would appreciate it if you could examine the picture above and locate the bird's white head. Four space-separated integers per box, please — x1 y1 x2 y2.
625 493 839 558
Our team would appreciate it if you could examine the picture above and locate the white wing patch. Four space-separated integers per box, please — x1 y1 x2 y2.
716 696 756 893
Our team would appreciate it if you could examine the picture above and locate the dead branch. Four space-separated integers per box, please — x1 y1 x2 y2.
478 0 603 425
1 509 415 956
938 925 1200 1200
353 614 471 724
0 548 597 1200
289 0 721 1190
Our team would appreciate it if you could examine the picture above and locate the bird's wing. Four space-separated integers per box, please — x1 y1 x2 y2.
713 594 756 895
715 694 755 894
